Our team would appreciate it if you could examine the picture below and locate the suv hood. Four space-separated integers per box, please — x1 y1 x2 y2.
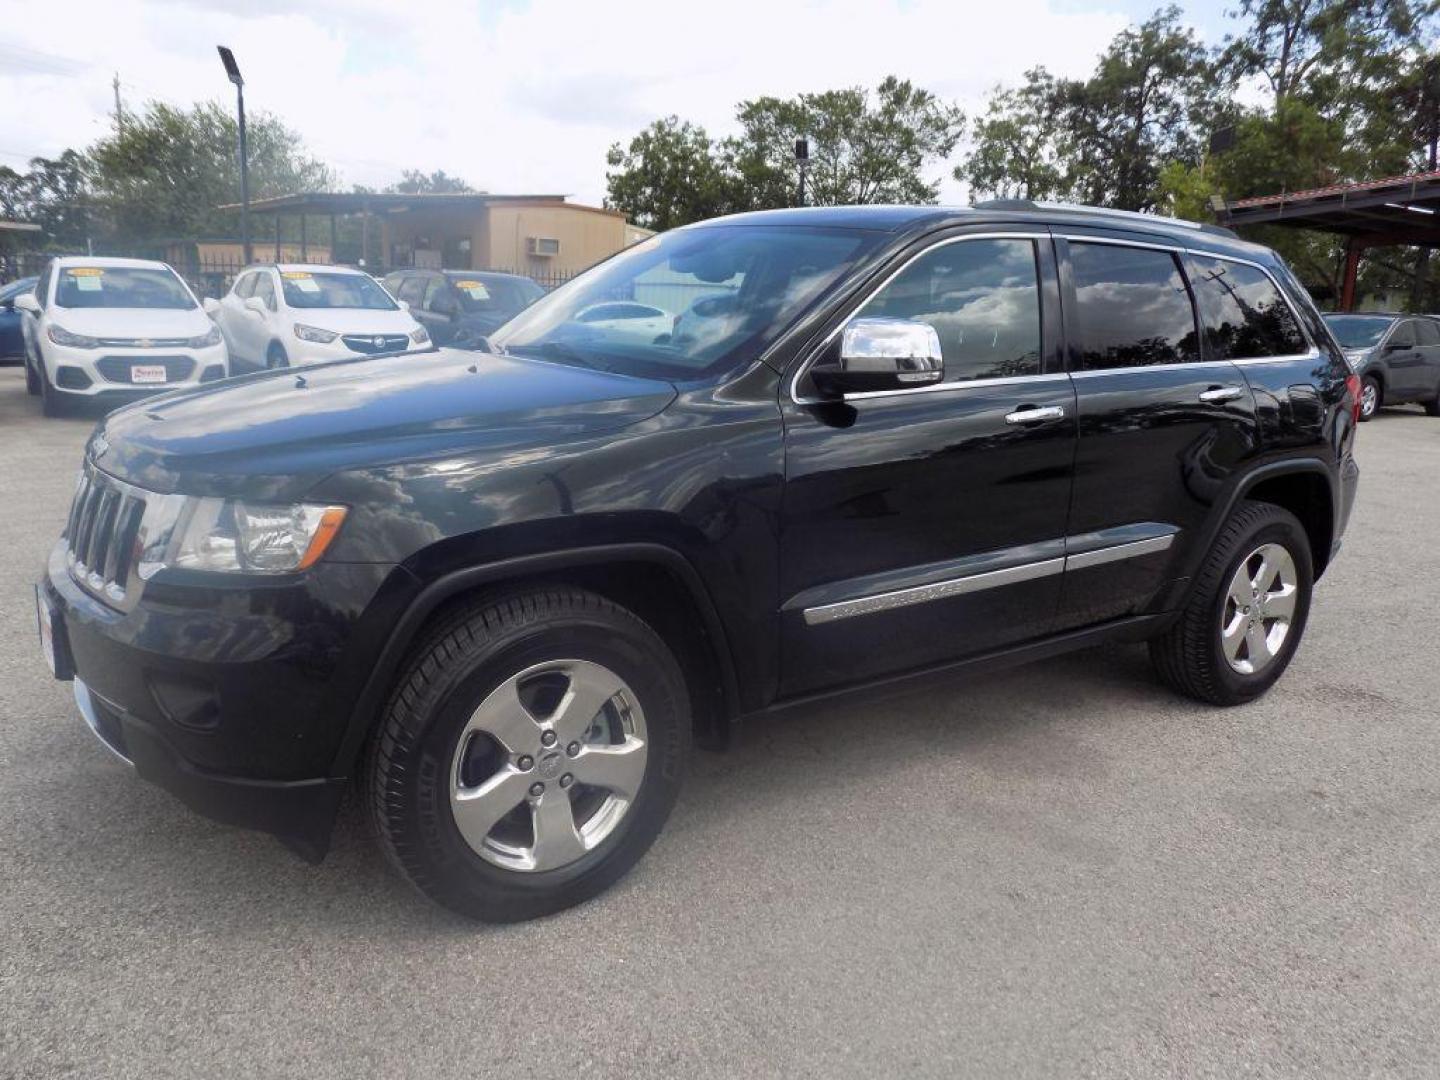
50 306 211 338
94 348 677 496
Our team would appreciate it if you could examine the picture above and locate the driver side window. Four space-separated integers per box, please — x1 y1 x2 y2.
857 238 1042 382
252 272 276 312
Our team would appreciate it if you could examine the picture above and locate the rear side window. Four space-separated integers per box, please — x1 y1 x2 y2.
859 237 1042 381
397 276 426 306
1389 320 1415 348
1188 256 1307 359
232 272 256 299
1415 319 1440 346
1069 243 1198 369
252 272 276 311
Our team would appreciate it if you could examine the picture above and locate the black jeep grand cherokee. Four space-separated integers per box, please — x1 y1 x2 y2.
38 204 1361 921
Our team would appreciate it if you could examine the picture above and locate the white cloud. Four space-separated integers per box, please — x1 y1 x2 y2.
0 0 1144 209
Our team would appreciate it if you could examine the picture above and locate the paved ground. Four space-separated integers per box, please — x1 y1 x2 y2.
0 363 1436 1079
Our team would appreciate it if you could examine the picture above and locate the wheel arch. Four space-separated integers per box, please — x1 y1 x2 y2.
1233 462 1337 580
330 543 741 779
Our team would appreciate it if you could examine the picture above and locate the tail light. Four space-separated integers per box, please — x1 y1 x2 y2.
1344 373 1362 423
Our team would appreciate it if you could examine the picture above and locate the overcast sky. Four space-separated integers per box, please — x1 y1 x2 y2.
0 0 1232 208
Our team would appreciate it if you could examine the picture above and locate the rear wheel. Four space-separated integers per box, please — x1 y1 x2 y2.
1424 381 1440 417
265 343 290 369
369 587 689 921
1358 376 1381 421
1149 501 1313 706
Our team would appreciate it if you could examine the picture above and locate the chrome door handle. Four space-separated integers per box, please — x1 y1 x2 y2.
1004 405 1065 425
1199 386 1244 404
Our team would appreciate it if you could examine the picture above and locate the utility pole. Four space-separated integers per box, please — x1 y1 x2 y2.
112 73 125 134
217 47 251 264
794 138 809 207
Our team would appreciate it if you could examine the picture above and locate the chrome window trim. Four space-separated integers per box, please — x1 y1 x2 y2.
801 531 1175 626
789 231 1052 406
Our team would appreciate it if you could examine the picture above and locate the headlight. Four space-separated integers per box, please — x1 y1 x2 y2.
294 323 339 344
47 324 99 349
410 326 430 344
187 324 223 348
142 497 348 576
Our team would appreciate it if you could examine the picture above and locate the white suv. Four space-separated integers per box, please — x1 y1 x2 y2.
16 257 228 417
209 264 428 371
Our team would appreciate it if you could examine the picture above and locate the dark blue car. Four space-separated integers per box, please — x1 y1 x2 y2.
0 276 38 361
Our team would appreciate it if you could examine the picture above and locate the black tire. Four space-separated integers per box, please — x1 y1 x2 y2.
38 361 71 418
1358 375 1381 421
1149 501 1314 706
1424 381 1440 417
24 356 39 396
369 586 690 922
266 343 290 369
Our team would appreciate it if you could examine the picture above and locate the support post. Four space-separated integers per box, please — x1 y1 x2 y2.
1341 237 1363 312
300 214 307 262
274 213 281 262
361 201 370 268
329 214 337 265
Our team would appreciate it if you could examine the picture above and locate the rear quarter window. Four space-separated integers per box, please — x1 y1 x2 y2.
1188 255 1308 360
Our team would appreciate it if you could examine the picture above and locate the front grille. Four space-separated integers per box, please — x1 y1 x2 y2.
95 336 189 348
341 334 410 355
94 355 196 384
65 466 151 608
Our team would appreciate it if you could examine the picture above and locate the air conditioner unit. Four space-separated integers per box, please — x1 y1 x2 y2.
527 236 561 257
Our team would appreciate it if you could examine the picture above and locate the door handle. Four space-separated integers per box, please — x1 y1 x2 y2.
1199 386 1245 404
1004 405 1066 425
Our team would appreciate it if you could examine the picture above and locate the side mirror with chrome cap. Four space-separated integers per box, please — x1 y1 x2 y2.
811 317 944 397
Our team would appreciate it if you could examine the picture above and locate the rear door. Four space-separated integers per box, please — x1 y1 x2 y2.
779 229 1076 696
418 274 458 345
1054 232 1261 628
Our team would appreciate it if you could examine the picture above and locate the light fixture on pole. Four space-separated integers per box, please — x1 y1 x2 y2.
217 46 251 264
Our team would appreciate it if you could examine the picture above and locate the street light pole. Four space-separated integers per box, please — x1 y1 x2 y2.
217 46 250 265
794 138 809 207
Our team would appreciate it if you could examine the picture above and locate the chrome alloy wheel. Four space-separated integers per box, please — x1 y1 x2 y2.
1360 380 1379 418
450 659 648 872
1220 543 1299 675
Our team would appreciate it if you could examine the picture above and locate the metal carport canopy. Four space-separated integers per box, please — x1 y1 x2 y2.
1217 169 1440 310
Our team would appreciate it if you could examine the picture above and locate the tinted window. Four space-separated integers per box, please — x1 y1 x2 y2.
1389 320 1415 348
1189 256 1307 359
859 238 1041 381
280 271 398 310
1069 243 1198 369
54 266 196 310
491 226 878 381
1324 315 1392 349
447 273 543 317
232 271 256 300
397 275 426 306
1416 318 1440 346
422 276 451 311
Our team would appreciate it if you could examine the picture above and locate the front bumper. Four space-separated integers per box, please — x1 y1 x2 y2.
44 340 229 397
43 540 418 858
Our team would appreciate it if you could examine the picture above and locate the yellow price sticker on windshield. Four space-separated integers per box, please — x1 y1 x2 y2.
455 280 490 299
281 271 312 280
67 268 104 276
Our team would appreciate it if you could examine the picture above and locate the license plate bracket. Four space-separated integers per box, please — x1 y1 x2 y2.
35 585 74 681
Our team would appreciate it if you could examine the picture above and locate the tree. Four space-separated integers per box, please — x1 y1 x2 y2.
387 169 474 194
960 69 1067 202
604 117 739 231
0 150 94 249
725 76 964 207
88 100 333 243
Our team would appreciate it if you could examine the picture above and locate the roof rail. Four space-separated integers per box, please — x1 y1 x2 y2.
971 198 1239 240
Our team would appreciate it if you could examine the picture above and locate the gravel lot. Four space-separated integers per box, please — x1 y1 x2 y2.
1 363 1437 1079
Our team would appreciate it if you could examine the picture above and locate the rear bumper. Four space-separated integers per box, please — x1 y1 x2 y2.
1335 454 1360 559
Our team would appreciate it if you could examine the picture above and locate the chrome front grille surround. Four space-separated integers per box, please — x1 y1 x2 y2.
63 464 180 611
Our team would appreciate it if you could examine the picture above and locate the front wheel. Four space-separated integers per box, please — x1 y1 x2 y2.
24 355 39 396
368 587 690 921
1149 501 1313 706
38 360 72 418
265 343 290 369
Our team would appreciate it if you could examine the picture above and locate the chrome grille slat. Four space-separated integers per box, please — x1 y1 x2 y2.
64 464 159 611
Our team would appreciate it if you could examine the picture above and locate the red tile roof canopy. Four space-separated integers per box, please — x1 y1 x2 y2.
1219 169 1440 245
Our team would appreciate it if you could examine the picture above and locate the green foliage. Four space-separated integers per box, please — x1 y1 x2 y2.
0 151 93 248
604 117 740 231
386 169 474 194
88 101 334 243
961 69 1066 201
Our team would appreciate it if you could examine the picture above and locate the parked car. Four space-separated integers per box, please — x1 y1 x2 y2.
37 204 1359 922
14 257 227 417
208 263 428 371
1322 312 1440 420
0 276 38 361
382 269 545 348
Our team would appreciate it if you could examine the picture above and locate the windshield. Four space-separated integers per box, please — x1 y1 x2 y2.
448 274 544 317
489 225 880 380
54 266 195 310
1324 314 1392 349
281 271 398 310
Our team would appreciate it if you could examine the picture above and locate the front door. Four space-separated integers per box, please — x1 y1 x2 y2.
1053 234 1263 627
778 231 1076 697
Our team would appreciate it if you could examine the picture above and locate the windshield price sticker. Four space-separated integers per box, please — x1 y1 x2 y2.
68 267 105 291
293 278 320 292
455 281 490 299
281 271 312 279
